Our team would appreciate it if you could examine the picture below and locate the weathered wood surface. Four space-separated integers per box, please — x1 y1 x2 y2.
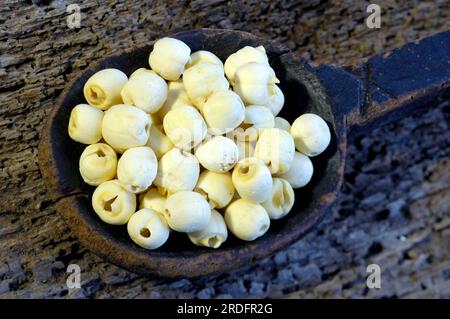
0 0 449 298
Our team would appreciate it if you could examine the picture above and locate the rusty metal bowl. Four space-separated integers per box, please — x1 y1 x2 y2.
38 29 449 277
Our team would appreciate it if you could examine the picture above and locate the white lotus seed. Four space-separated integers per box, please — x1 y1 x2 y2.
265 85 284 116
68 104 104 144
254 128 295 174
127 208 170 250
149 37 191 81
183 62 229 109
262 178 295 220
202 90 245 135
79 143 117 186
121 70 168 113
157 80 192 120
234 62 279 105
164 191 211 233
186 50 223 69
245 105 275 127
102 104 151 153
278 152 313 188
290 113 331 157
117 146 157 194
195 136 239 173
231 157 272 203
188 210 227 248
163 105 207 151
129 68 158 79
83 69 128 110
195 170 235 209
274 117 291 131
146 125 173 159
154 148 200 195
92 180 136 225
224 199 270 241
224 46 269 85
139 187 166 214
229 106 274 143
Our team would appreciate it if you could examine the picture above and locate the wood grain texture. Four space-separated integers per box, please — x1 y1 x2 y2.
0 0 449 298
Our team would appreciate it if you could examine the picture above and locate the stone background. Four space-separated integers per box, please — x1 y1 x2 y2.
0 0 449 298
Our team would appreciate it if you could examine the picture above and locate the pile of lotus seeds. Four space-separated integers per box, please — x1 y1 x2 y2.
67 37 331 250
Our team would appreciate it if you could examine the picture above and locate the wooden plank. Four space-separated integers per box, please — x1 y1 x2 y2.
0 0 449 298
